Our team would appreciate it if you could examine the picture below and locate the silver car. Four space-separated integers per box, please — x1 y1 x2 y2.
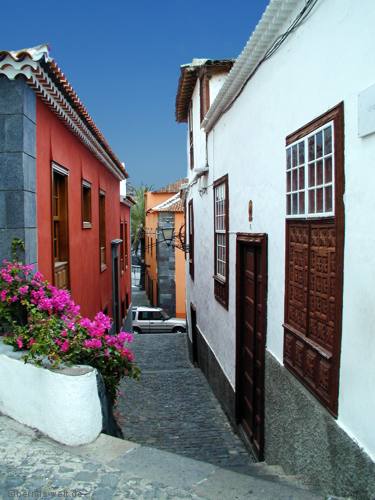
132 307 186 334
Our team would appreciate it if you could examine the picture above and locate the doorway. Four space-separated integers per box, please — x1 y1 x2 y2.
190 304 198 364
236 233 267 460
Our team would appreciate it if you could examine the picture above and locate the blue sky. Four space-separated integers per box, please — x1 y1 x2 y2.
1 0 269 188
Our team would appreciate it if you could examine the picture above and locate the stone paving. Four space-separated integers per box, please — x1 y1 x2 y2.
0 415 322 500
115 332 256 473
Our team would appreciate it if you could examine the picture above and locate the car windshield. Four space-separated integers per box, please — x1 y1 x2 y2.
161 310 170 320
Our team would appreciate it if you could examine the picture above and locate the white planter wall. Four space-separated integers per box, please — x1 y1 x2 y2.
0 340 102 446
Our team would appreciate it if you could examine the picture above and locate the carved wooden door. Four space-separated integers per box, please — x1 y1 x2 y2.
237 235 267 459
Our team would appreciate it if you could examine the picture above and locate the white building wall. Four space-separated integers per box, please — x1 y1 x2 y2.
186 0 375 459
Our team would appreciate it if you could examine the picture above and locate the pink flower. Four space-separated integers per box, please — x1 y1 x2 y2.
10 296 18 303
83 338 102 349
0 290 7 302
19 285 29 296
60 340 70 353
16 337 23 349
61 329 68 337
120 348 134 361
33 271 44 281
118 331 133 343
27 338 36 348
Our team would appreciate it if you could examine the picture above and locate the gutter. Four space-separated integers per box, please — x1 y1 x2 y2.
202 0 300 133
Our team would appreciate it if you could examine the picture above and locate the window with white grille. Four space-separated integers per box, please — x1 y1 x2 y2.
286 122 334 218
214 176 229 308
215 183 226 280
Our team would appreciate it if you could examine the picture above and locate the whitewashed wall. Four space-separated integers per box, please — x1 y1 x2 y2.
0 341 102 446
186 0 375 460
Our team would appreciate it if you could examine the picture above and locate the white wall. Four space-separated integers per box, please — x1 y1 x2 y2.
0 341 102 446
186 0 375 459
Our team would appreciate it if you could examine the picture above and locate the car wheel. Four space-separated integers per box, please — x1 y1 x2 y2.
133 327 141 334
172 327 185 334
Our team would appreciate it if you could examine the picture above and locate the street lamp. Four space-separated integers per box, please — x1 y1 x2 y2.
160 226 175 246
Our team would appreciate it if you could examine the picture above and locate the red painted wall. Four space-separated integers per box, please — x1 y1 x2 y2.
36 97 130 320
120 201 132 319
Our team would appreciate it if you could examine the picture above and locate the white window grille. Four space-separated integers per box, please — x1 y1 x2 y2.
286 122 334 218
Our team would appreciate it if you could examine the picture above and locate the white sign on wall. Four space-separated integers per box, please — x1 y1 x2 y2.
358 83 375 137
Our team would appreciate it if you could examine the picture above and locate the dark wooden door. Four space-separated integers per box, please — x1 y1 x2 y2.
236 234 267 460
190 304 198 364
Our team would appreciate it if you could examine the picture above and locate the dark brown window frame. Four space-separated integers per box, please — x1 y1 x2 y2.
283 102 344 417
51 163 70 289
99 190 107 272
125 221 129 268
82 179 92 229
120 221 125 274
213 174 229 309
199 74 210 123
188 199 194 279
189 102 194 170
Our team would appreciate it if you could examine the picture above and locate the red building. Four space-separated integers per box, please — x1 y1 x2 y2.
0 45 132 330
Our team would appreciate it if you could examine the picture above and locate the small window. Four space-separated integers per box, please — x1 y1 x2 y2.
132 310 136 321
138 311 151 321
82 180 92 228
214 175 229 309
286 123 334 218
189 103 194 169
200 74 210 123
150 311 163 320
120 221 125 273
125 222 129 268
99 191 106 271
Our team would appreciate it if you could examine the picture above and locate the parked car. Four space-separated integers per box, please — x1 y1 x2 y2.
132 307 186 334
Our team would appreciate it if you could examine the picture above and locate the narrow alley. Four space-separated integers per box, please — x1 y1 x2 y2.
116 330 254 473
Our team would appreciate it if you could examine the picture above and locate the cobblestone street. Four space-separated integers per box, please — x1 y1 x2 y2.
115 332 255 473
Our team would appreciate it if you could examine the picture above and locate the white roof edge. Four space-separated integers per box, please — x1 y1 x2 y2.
202 0 300 133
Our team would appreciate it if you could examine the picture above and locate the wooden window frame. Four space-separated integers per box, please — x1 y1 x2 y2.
283 103 344 416
99 190 107 272
189 102 194 170
51 163 70 289
125 221 129 268
188 199 194 279
213 174 229 309
82 180 92 229
199 74 210 123
120 221 125 274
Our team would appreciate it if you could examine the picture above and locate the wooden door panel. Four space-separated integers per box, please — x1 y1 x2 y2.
237 235 267 460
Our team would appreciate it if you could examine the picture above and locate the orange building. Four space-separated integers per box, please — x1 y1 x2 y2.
144 180 187 318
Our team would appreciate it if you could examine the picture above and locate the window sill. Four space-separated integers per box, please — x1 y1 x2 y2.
82 222 92 229
100 263 107 273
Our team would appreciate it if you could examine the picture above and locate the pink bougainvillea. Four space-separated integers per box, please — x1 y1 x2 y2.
0 260 140 400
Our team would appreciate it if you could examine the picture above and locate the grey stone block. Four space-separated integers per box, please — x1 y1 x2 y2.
0 78 36 122
24 190 36 227
23 115 36 157
265 351 375 499
23 153 36 192
4 190 26 227
0 152 24 189
23 83 36 123
24 227 37 264
0 152 36 191
0 227 25 261
0 78 24 115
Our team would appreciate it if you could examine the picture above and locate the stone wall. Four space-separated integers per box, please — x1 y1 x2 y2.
0 77 37 265
157 213 176 316
265 351 375 499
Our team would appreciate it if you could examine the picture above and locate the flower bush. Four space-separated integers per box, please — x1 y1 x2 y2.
0 260 140 401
